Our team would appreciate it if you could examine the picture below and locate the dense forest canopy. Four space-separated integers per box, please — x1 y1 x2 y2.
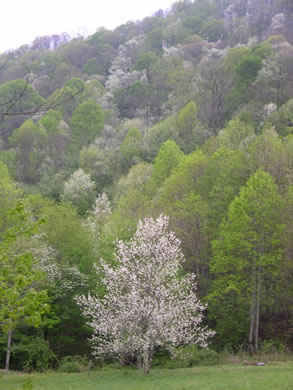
1 0 293 372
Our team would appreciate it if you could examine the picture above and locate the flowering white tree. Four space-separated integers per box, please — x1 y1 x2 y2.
77 215 214 373
62 169 96 214
83 193 112 253
32 234 88 298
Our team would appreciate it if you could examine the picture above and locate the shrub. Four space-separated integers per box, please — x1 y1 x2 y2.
12 336 56 372
171 346 220 368
59 355 88 373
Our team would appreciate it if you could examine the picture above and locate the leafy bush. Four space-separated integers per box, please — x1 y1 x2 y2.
171 346 220 368
59 355 88 373
13 336 56 372
259 340 285 354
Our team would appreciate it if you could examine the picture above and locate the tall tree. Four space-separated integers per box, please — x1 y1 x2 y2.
0 203 49 371
195 57 234 130
210 170 284 352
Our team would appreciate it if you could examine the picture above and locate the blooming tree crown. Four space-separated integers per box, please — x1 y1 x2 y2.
77 215 214 362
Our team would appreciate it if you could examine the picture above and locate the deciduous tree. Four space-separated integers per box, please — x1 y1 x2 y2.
0 203 49 371
77 215 213 373
71 100 104 148
210 170 284 352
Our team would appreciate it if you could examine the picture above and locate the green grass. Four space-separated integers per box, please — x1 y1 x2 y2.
1 362 293 390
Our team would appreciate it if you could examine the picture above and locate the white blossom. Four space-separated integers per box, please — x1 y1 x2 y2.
83 193 112 252
76 215 214 372
32 234 88 298
62 169 96 213
263 103 277 118
62 169 95 202
92 193 111 220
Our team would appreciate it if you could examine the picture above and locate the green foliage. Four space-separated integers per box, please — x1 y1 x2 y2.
235 54 263 91
134 52 158 72
248 128 288 190
183 16 204 34
39 110 62 134
82 58 103 75
71 100 104 148
164 192 209 294
172 346 219 368
107 189 151 242
210 170 284 348
0 203 49 331
120 127 142 173
40 201 95 273
52 77 85 120
59 355 88 373
224 46 252 70
114 162 153 205
266 99 293 137
79 144 117 193
0 0 292 361
176 101 208 152
45 297 91 359
218 117 255 150
0 161 20 222
224 45 268 119
13 336 56 372
251 42 272 59
0 203 49 369
147 28 163 52
197 147 249 236
61 40 96 71
0 79 43 115
0 149 17 179
150 140 183 190
200 19 225 42
83 79 106 102
177 101 198 133
9 119 47 184
159 151 208 208
143 116 178 160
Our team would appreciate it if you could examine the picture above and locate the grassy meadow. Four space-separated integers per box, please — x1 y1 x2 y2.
1 361 293 390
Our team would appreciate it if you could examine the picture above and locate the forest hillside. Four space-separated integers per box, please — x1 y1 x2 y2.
0 0 293 371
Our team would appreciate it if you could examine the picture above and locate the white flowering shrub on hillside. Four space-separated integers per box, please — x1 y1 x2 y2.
62 169 96 214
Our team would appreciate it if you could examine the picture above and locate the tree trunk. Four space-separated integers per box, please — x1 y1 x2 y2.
248 292 256 355
249 267 257 355
137 354 142 370
255 265 262 353
142 348 151 374
5 329 12 371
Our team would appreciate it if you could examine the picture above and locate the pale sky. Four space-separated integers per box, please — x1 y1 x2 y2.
0 0 176 54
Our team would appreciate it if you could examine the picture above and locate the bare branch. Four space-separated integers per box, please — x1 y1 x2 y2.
0 60 84 120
